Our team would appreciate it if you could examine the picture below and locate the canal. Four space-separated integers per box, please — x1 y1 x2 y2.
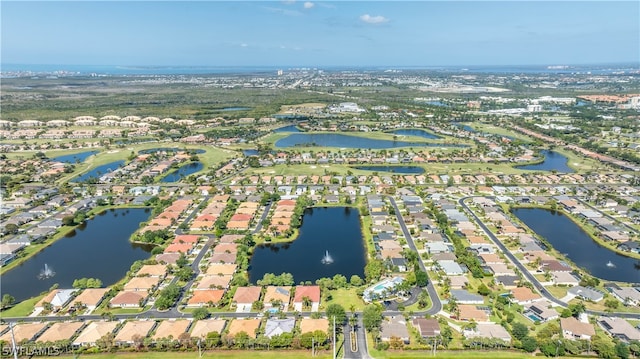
512 208 639 283
1 208 154 302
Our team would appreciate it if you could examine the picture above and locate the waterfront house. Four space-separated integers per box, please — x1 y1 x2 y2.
232 286 262 313
263 286 291 312
35 289 75 312
568 286 604 302
124 276 161 292
67 288 109 313
608 286 640 306
293 286 321 312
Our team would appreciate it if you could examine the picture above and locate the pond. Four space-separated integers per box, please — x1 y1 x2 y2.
160 162 204 182
515 150 574 173
138 148 205 154
249 207 366 283
453 123 476 132
353 166 425 174
273 125 302 133
215 107 251 111
51 150 99 163
243 149 259 157
391 129 442 140
72 160 125 182
512 208 639 283
1 208 154 302
275 133 467 149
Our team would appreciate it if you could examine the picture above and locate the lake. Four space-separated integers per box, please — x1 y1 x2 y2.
275 133 467 149
72 160 125 182
1 208 154 302
515 150 574 173
249 207 366 283
51 150 99 163
138 148 205 154
391 129 442 140
512 208 639 283
243 149 259 157
211 107 251 112
273 125 302 133
354 166 425 174
160 162 204 182
454 123 476 132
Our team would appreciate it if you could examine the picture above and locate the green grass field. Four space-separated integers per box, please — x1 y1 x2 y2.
55 348 564 359
0 293 44 317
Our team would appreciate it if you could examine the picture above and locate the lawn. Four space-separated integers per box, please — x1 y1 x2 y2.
1 293 44 317
59 350 333 359
324 288 366 311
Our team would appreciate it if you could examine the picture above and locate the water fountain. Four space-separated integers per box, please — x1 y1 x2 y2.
321 250 333 265
38 263 55 279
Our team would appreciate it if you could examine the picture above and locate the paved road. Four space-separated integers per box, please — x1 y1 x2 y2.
458 196 640 320
343 316 371 359
386 196 442 316
252 202 272 234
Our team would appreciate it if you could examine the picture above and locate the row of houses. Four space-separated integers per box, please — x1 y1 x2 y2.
0 316 329 347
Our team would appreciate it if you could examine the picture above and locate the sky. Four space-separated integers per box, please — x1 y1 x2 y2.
2 1 639 67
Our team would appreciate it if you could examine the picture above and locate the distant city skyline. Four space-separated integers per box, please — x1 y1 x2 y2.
2 1 639 67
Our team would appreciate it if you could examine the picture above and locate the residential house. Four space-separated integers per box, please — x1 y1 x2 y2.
412 318 440 338
232 286 262 313
263 286 291 312
380 316 410 343
598 317 640 342
264 318 296 338
293 286 321 312
561 317 596 340
73 321 119 346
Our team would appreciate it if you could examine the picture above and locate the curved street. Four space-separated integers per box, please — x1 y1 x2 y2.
386 196 442 316
458 196 640 320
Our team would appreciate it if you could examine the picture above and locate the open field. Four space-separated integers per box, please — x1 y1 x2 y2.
58 351 333 359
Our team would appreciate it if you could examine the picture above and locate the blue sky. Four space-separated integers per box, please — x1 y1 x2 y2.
2 1 638 67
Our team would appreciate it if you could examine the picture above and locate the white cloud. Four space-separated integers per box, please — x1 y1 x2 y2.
303 2 314 9
240 43 248 47
360 14 389 24
282 0 296 4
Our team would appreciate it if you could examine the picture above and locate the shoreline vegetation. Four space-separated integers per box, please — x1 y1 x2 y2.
509 204 640 262
0 205 151 276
